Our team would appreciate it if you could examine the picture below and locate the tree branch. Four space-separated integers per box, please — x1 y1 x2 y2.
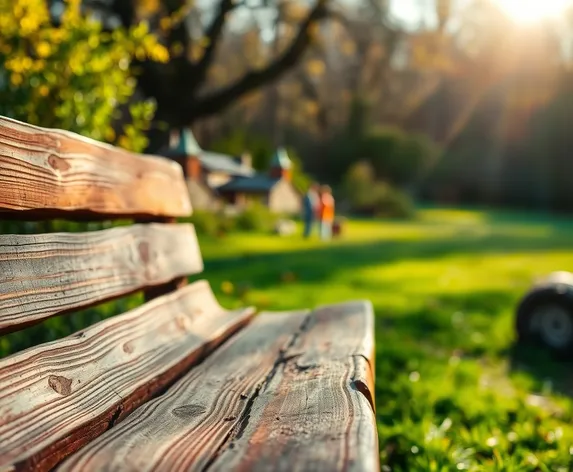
181 0 329 123
190 0 236 90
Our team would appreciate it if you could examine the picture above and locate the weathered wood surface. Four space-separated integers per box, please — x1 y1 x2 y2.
140 217 188 302
59 300 378 472
0 223 203 334
0 281 255 472
0 115 191 219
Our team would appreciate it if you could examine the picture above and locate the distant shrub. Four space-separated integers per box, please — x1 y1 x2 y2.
371 182 414 219
189 211 221 237
235 203 277 232
186 206 281 236
344 161 414 219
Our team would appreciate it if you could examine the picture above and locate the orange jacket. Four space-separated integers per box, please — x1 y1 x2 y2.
319 194 335 222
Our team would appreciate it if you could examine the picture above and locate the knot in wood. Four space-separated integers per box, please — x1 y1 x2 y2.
47 155 71 172
172 404 207 419
48 375 73 396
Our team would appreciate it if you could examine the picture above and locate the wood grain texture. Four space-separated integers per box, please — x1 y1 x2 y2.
59 300 378 472
0 281 255 472
0 223 203 334
140 217 188 303
0 115 191 219
212 300 378 472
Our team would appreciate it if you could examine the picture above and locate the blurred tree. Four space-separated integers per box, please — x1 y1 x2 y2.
76 0 336 151
0 0 169 151
365 128 440 188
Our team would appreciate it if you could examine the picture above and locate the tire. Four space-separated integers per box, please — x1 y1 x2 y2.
516 284 573 358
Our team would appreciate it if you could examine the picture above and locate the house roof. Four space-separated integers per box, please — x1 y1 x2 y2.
217 175 281 193
200 151 254 177
162 128 254 177
174 129 202 156
270 147 292 170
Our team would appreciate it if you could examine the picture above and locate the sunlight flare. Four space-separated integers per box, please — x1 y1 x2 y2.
495 0 571 23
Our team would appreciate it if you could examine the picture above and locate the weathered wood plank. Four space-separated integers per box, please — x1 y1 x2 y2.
211 301 378 472
140 217 188 303
59 301 378 472
0 281 255 472
0 115 191 219
0 223 203 334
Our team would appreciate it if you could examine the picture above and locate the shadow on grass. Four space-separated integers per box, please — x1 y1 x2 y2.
201 227 573 295
508 343 573 398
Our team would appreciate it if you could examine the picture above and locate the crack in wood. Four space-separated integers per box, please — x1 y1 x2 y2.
200 313 312 471
106 404 124 431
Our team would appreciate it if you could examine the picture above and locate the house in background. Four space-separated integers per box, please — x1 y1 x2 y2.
160 130 301 214
217 148 301 214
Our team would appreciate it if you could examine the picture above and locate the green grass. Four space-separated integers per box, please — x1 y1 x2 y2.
197 208 573 471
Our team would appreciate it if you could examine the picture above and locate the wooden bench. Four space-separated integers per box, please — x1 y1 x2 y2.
0 116 378 472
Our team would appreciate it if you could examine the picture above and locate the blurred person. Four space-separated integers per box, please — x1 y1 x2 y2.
319 185 335 241
302 182 319 238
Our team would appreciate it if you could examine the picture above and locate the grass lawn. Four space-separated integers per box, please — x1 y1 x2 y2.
198 208 573 471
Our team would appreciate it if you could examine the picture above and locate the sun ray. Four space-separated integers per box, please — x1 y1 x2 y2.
495 0 571 24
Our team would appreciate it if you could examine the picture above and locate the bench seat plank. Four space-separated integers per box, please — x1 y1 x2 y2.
59 301 377 472
0 224 203 334
0 281 254 472
0 116 191 219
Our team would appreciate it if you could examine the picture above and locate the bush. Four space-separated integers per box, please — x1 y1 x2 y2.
344 161 414 219
344 161 377 208
188 206 278 235
188 211 222 237
235 203 278 232
371 182 415 219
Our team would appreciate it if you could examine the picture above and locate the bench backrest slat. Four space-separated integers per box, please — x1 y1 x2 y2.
0 224 203 334
0 280 255 472
0 116 191 219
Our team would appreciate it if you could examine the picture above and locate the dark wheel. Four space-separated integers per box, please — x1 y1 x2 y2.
516 279 573 358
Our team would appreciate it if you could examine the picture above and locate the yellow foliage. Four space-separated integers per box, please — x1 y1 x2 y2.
0 0 167 152
36 41 51 58
409 31 453 72
149 43 169 62
105 128 116 142
341 40 356 56
10 73 23 86
136 0 161 17
117 135 131 150
190 43 205 62
160 17 172 31
306 58 325 77
304 100 319 116
282 3 309 22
